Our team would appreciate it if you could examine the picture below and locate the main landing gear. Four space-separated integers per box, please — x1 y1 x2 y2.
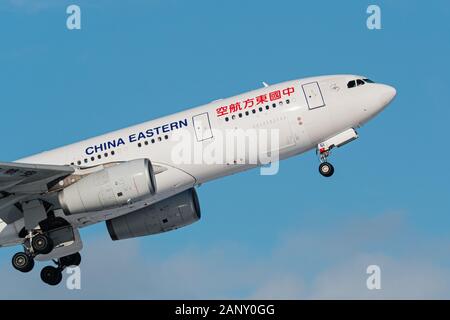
12 232 53 273
317 143 335 178
11 201 83 285
31 233 54 255
41 266 62 286
40 252 82 286
12 252 34 273
12 243 82 286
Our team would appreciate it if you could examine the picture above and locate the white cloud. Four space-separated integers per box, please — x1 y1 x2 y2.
1 210 450 299
249 274 305 299
310 254 450 299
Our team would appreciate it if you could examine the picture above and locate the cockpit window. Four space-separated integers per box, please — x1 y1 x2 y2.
347 80 356 88
348 78 373 89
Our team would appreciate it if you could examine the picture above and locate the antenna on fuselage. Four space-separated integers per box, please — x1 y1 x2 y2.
262 82 269 88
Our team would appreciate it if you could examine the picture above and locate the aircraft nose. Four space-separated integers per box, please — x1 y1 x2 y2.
380 84 397 106
359 82 396 125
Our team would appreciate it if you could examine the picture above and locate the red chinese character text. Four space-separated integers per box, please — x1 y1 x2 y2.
269 90 281 101
282 87 295 96
244 98 254 109
256 94 268 105
216 106 228 117
229 102 242 113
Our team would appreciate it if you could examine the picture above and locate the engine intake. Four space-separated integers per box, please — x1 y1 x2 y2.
106 188 201 241
59 159 156 215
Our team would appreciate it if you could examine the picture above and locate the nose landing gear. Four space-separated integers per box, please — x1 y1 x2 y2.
317 144 335 178
319 162 334 177
315 128 360 177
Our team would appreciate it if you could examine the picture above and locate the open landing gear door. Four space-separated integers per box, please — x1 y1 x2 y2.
34 226 83 261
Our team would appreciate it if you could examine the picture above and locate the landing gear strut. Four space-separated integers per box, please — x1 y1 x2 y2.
11 230 54 271
11 199 56 274
11 231 53 273
317 143 335 178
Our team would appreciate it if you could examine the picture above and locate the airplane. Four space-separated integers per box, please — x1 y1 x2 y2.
0 75 396 286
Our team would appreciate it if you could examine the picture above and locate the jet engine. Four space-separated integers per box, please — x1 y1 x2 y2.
58 159 156 215
106 188 201 241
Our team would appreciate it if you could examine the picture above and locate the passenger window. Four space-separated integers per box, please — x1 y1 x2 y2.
347 80 356 88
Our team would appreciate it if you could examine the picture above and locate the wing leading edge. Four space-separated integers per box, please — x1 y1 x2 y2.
0 162 74 195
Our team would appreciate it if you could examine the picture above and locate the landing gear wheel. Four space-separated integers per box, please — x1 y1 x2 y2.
319 162 335 177
60 252 81 267
32 234 53 255
12 252 34 273
40 266 63 286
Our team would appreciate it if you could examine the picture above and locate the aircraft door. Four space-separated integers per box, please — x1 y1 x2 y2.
192 112 213 142
302 82 325 110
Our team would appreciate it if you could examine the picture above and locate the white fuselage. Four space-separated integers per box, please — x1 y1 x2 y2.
5 74 395 237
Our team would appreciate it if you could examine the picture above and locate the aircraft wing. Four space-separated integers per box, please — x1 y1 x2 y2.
0 162 74 195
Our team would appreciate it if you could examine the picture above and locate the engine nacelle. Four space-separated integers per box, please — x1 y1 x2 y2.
106 188 201 241
58 159 156 215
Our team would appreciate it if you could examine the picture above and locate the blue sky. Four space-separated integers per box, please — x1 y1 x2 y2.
0 0 450 299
